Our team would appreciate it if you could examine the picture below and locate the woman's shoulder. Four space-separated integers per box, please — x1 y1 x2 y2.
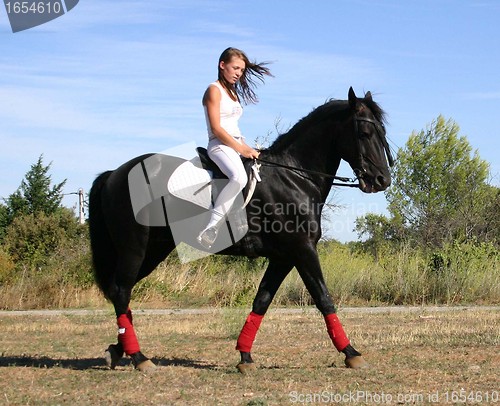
203 82 222 104
206 82 223 96
207 81 223 89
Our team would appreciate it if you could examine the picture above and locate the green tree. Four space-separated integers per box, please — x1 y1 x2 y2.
354 213 405 258
0 204 8 241
475 184 500 243
386 115 491 246
0 155 66 236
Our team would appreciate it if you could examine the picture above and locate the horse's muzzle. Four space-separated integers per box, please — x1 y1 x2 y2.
358 173 391 193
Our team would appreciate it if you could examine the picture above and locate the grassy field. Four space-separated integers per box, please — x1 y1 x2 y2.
0 307 498 405
1 239 498 311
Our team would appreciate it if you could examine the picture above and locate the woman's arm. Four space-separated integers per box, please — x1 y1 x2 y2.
203 86 260 159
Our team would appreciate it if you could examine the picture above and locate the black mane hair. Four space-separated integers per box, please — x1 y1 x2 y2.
269 96 386 153
363 96 387 125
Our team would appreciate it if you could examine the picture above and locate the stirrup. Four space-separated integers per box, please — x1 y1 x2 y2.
197 227 218 249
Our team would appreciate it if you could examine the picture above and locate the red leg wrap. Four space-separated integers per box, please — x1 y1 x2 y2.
117 313 140 355
324 313 350 351
236 312 264 353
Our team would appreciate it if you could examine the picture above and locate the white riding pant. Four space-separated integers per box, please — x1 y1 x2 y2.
205 138 247 228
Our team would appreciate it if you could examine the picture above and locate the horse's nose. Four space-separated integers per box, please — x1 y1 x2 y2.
375 174 391 190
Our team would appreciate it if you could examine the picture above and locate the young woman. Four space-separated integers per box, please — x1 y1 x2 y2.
197 47 272 249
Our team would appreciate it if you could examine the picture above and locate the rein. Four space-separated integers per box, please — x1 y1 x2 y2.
255 157 360 188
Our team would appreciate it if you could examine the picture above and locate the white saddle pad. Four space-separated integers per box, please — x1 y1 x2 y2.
167 156 213 209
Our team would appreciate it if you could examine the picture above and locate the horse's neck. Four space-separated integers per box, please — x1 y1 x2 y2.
267 128 342 199
279 126 340 170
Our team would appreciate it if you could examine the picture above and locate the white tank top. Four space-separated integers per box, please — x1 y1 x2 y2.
204 81 243 140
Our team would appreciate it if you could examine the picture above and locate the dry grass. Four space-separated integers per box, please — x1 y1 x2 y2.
0 281 106 310
1 239 498 310
0 307 498 405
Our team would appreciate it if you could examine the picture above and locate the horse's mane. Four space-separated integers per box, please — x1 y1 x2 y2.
268 97 386 152
363 97 386 125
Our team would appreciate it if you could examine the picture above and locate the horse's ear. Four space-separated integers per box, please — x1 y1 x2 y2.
365 91 372 101
348 87 357 109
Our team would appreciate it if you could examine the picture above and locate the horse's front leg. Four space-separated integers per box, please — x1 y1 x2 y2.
294 244 368 369
236 258 294 373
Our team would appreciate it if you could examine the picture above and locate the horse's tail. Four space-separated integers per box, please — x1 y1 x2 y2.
88 171 115 299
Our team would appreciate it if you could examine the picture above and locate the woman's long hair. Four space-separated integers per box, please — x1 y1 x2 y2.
218 47 273 104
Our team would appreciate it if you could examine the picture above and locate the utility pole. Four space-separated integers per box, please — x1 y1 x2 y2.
78 188 85 224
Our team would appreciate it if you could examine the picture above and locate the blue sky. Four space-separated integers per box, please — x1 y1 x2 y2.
1 0 499 242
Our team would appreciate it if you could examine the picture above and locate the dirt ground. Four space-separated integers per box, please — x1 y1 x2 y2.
0 307 498 405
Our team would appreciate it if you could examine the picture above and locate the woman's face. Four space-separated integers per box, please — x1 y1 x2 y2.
219 56 246 85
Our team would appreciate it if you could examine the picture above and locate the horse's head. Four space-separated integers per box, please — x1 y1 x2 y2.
343 87 393 193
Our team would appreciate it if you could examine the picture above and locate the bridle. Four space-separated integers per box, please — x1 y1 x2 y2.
256 112 394 188
352 115 394 182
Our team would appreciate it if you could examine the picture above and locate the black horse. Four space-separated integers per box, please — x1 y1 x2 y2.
88 87 393 372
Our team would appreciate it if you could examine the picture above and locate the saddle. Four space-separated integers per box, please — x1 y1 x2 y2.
196 147 227 179
167 147 261 211
165 147 261 256
195 147 257 181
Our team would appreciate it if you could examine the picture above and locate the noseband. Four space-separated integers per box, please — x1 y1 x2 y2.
352 114 394 180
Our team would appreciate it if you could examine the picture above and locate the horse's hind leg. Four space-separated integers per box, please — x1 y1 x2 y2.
111 289 156 372
105 253 156 372
236 258 293 373
104 307 137 369
106 239 175 372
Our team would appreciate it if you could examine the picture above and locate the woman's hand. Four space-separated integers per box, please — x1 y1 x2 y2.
239 145 260 159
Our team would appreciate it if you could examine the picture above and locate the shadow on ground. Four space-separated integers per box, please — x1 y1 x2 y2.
0 355 218 370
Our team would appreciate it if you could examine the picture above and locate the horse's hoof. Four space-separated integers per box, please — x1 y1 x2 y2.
136 359 157 373
104 345 123 370
237 362 256 374
345 355 369 369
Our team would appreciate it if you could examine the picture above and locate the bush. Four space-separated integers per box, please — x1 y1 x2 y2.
0 246 15 284
0 223 101 310
427 240 499 303
3 208 83 267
